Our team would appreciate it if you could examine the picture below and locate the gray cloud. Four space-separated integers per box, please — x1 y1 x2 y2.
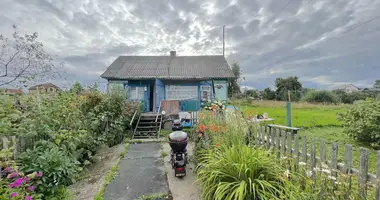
1 0 380 90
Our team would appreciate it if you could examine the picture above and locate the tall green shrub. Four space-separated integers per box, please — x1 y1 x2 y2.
301 90 338 104
338 98 380 149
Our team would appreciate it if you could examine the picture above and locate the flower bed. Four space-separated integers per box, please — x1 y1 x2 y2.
192 110 375 199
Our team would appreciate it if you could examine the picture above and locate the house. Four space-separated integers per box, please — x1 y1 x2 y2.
28 83 60 94
334 84 360 93
0 88 24 95
360 88 380 92
100 51 235 113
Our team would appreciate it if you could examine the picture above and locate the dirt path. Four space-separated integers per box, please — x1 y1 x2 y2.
163 142 202 200
70 143 125 200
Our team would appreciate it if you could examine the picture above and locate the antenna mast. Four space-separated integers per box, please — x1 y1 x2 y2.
223 25 225 56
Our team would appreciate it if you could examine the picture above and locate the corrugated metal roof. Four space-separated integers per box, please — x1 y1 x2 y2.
101 55 235 80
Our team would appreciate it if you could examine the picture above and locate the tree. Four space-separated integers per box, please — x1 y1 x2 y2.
70 81 84 94
374 80 380 89
244 89 259 99
0 25 60 87
261 88 276 100
275 76 303 101
228 62 242 97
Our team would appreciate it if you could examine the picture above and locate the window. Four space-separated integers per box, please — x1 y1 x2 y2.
165 85 198 100
130 87 145 100
200 85 211 101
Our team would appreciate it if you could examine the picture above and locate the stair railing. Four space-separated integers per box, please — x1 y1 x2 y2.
155 101 162 138
130 101 142 127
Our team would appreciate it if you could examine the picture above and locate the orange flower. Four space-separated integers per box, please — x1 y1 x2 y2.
199 112 205 119
215 143 221 147
199 124 206 132
208 124 217 132
198 133 203 137
211 105 217 110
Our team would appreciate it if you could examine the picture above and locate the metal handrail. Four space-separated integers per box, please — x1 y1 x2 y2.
130 101 141 126
155 101 162 122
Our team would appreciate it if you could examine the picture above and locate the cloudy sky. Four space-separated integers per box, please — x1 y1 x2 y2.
1 0 380 91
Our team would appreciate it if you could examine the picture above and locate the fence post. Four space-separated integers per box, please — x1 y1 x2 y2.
331 143 339 179
287 132 292 157
358 148 369 199
302 136 307 163
276 129 280 159
264 126 270 149
320 139 326 165
311 138 316 181
344 144 353 198
2 137 9 150
294 134 299 171
11 136 17 159
281 131 286 156
376 150 380 200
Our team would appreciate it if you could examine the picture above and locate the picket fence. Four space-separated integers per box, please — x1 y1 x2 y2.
0 136 37 159
250 125 380 200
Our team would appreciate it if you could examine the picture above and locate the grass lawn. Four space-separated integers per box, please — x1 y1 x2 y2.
236 100 348 128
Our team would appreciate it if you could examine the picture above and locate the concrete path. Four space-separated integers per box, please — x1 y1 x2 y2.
163 142 201 200
103 143 169 200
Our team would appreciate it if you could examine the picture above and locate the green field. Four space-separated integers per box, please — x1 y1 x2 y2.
236 100 347 128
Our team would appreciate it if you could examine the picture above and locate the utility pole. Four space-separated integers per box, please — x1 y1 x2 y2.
223 25 225 56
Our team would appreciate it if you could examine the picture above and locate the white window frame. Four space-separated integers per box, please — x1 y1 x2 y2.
129 86 145 100
165 85 198 100
200 85 211 101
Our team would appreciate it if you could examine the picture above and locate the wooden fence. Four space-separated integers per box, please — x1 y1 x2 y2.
0 136 37 159
250 125 380 200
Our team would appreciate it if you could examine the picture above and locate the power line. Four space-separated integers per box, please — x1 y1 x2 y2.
256 14 380 71
265 0 295 26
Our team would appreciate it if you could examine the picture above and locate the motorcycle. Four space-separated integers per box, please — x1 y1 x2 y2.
168 119 188 177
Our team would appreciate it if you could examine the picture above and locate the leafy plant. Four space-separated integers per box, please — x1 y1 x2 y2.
18 145 82 196
338 98 380 149
196 145 285 200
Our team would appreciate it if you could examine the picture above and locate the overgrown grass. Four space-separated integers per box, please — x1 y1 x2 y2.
138 193 169 200
94 142 130 200
238 103 346 128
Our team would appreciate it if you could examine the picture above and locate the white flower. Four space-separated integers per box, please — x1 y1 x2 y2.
327 176 337 181
281 156 287 160
284 170 291 178
299 162 307 166
306 170 313 177
321 163 329 169
321 169 331 174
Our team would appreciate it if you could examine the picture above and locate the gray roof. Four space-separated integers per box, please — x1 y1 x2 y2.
100 55 235 80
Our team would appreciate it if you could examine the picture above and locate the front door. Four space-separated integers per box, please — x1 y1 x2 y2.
155 79 165 112
129 85 149 112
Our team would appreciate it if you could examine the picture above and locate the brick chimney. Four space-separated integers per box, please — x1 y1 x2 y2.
170 51 176 57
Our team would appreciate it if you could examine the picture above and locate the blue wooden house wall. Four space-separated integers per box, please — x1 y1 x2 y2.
108 78 229 113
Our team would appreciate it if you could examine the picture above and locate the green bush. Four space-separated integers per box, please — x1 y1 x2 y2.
18 144 82 197
196 145 285 200
333 91 373 104
338 98 380 149
301 90 338 104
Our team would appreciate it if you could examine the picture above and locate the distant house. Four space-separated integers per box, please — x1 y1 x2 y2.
0 88 24 95
28 83 60 94
334 84 360 93
360 87 380 92
100 51 235 113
